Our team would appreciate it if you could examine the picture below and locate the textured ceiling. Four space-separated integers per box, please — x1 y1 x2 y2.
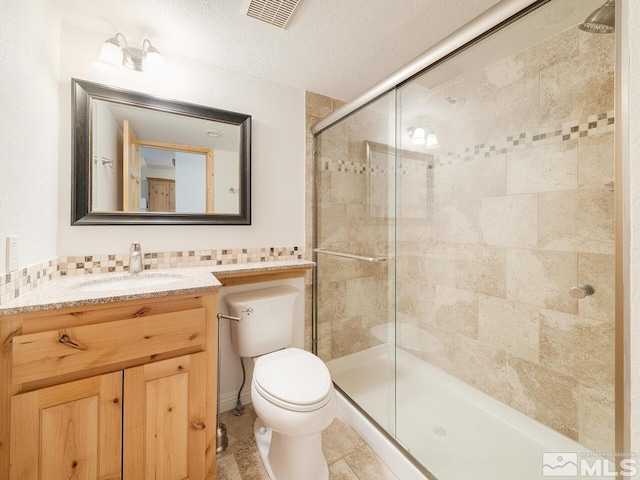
51 0 503 101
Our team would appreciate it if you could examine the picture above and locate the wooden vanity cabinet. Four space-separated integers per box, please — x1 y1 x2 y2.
1 292 218 480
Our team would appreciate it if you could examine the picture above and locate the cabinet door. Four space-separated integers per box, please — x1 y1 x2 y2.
10 372 122 480
124 353 207 480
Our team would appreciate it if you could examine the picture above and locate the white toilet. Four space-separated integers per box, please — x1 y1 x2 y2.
225 286 336 480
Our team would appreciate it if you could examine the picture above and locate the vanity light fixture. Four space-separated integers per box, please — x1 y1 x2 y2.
92 33 165 74
408 125 426 145
408 124 440 150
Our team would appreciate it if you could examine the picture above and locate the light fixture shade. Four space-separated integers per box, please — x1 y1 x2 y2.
425 132 439 149
144 47 165 73
91 38 124 75
98 39 123 66
410 126 426 145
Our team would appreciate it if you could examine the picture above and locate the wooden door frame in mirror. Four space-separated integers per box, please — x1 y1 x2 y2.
71 79 251 225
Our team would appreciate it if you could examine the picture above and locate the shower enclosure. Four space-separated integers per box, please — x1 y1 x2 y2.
313 1 616 478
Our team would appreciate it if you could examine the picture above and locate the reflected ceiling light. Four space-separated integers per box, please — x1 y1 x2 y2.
92 33 166 74
579 0 614 34
425 131 439 150
408 124 439 150
408 125 426 145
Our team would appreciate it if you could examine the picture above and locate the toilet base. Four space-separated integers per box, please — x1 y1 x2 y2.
254 418 277 479
254 417 329 480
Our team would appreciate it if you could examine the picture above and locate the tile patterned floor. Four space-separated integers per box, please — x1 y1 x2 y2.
216 404 399 480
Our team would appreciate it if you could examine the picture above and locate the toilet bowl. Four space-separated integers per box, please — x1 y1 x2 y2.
224 287 336 480
251 348 336 480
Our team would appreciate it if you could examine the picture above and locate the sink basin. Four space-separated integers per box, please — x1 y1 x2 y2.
74 274 185 292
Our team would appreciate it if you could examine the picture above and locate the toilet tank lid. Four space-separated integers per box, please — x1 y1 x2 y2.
224 285 299 307
253 348 332 406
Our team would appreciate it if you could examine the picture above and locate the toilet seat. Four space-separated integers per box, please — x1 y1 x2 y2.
253 348 333 412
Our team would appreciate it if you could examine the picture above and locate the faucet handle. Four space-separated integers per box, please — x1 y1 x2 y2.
130 242 141 252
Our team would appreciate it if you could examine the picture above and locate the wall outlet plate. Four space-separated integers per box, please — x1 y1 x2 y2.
6 236 18 272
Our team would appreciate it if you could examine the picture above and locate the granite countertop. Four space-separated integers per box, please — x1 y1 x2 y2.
0 260 314 315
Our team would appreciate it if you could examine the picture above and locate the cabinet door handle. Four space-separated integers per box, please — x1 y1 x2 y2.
58 333 87 350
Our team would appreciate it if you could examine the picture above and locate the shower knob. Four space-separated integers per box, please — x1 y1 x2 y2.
569 285 595 299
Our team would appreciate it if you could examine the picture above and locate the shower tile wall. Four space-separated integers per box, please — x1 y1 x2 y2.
306 92 345 351
310 92 394 362
396 26 614 452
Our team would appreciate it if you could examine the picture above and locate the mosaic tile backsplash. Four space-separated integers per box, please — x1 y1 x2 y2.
0 246 302 306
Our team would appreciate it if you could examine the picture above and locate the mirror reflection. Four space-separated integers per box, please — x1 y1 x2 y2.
91 100 241 215
72 79 251 225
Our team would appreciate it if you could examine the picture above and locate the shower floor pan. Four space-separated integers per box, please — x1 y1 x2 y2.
328 344 608 480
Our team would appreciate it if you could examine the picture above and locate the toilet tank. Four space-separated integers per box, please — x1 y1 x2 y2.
224 286 300 358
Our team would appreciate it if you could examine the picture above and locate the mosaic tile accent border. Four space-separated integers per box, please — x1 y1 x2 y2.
434 110 614 168
60 246 302 275
0 246 302 306
321 111 614 174
0 258 60 306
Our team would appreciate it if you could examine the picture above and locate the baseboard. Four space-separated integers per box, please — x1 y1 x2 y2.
219 388 252 414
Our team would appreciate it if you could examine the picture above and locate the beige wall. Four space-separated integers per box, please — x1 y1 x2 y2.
309 22 616 453
308 92 394 360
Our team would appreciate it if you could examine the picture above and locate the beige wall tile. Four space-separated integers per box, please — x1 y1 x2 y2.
396 277 436 326
317 279 347 322
317 203 349 245
539 309 615 391
317 321 332 362
506 356 578 440
540 40 613 124
539 189 614 254
507 140 578 194
578 28 615 56
454 335 506 402
346 276 386 317
306 91 335 118
515 26 580 77
435 285 478 338
506 248 578 315
331 315 368 358
578 132 614 190
578 384 615 454
399 322 456 373
455 244 506 298
478 295 540 363
578 253 615 323
317 255 364 282
480 194 538 248
436 198 480 245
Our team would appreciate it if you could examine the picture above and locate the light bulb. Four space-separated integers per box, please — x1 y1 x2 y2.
410 126 426 145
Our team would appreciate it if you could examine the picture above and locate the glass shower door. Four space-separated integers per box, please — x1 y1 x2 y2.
394 1 616 478
314 91 397 436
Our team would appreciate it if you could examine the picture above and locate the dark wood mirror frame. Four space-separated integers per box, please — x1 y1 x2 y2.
72 79 251 225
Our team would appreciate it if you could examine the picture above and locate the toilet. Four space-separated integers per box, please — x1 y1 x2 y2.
225 286 336 480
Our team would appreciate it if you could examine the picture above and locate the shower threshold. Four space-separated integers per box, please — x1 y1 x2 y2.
327 344 609 480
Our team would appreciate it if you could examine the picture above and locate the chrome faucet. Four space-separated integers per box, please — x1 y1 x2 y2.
129 242 143 274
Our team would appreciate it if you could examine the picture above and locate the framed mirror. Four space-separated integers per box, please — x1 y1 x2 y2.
72 79 251 225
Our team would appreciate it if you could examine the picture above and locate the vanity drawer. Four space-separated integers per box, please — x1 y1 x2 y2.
12 307 206 386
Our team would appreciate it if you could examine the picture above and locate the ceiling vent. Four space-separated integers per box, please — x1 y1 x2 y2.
414 66 458 91
244 0 302 29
